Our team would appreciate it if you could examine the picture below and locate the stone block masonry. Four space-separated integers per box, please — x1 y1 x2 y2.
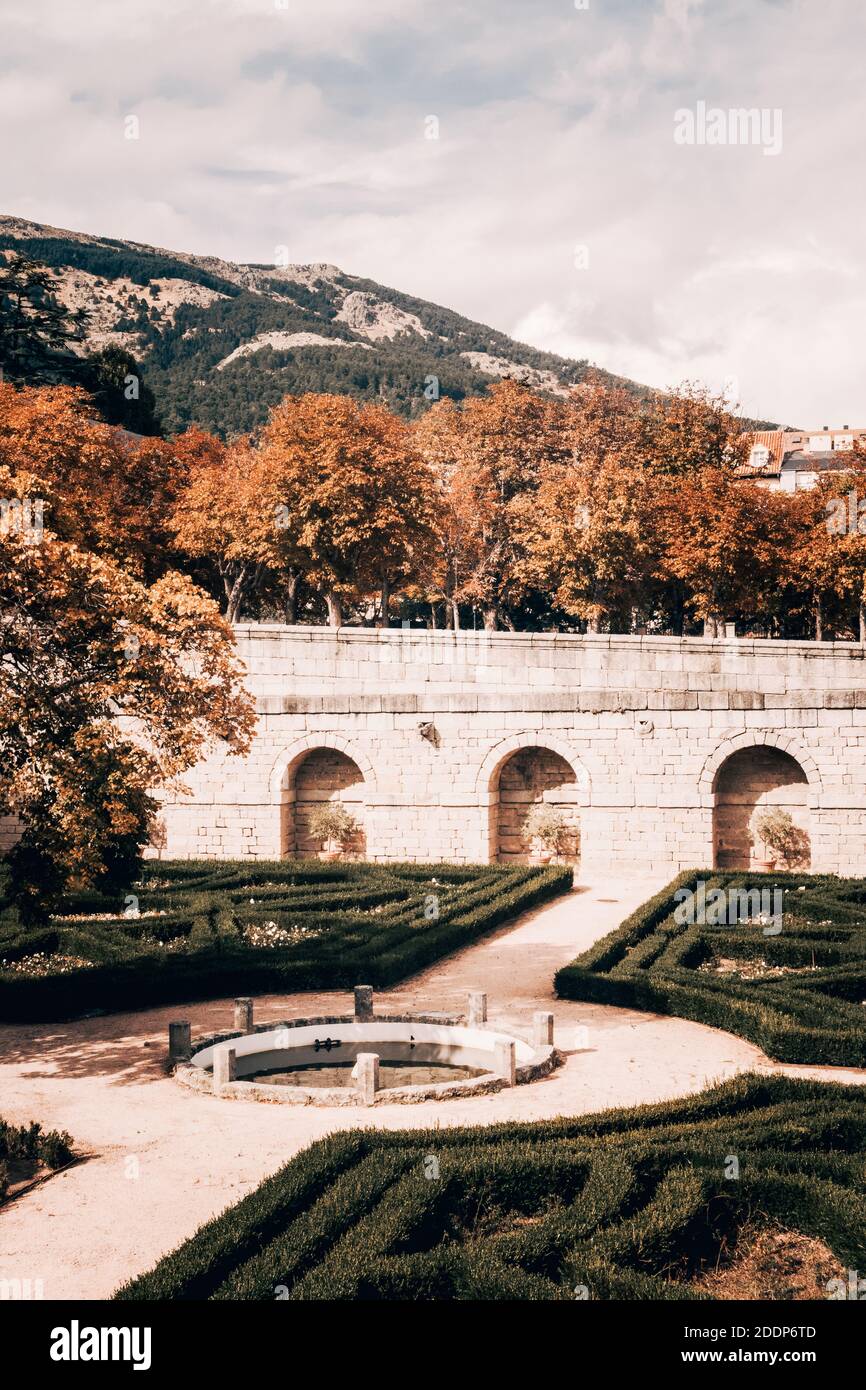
153 626 866 875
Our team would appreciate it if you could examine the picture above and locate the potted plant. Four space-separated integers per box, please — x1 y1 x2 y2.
307 803 357 861
751 808 808 871
521 804 567 864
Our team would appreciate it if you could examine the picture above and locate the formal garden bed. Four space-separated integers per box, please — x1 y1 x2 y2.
554 870 866 1067
0 859 572 1022
0 1117 74 1204
114 1074 866 1301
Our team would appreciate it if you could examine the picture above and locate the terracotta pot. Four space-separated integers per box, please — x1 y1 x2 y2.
318 841 343 862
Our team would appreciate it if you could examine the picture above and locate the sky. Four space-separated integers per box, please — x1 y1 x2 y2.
3 0 866 426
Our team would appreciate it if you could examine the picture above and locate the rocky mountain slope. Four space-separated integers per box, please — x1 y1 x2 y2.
0 215 654 437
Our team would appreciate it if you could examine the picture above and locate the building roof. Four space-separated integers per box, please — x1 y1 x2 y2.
779 451 855 474
736 426 866 479
735 429 785 478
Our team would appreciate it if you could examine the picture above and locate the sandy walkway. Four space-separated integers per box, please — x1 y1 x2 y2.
1 873 864 1299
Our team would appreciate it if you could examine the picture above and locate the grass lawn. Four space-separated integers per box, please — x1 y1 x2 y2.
115 1074 866 1301
0 858 572 1022
555 871 866 1067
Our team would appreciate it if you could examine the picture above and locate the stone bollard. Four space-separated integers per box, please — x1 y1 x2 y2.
168 1021 191 1064
494 1039 516 1086
353 1052 379 1105
354 984 374 1021
234 997 253 1032
213 1045 237 1092
468 991 487 1026
532 1011 554 1047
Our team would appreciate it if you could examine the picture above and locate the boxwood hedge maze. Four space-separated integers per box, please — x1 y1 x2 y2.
116 1075 866 1301
555 870 866 1067
0 859 572 1021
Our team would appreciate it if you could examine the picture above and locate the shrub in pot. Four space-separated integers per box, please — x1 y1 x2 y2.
306 803 358 861
751 808 809 871
521 804 568 863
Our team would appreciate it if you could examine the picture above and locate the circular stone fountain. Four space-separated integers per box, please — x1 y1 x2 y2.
170 990 562 1107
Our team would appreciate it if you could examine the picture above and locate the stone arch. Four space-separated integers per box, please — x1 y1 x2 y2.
707 740 814 871
698 732 822 809
475 733 591 797
269 737 374 859
477 735 589 865
268 735 377 798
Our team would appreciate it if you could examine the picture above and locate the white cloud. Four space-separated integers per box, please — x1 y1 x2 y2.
3 0 866 424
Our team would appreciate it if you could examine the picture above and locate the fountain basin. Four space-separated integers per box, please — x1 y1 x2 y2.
172 1012 561 1106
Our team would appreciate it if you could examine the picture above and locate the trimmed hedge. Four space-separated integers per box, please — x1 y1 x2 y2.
0 1117 74 1203
0 859 572 1022
555 870 866 1067
115 1074 866 1301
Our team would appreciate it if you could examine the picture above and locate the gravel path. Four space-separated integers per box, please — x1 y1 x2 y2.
1 873 863 1300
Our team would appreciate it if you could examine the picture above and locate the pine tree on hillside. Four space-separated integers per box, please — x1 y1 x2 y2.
78 344 162 436
0 252 89 382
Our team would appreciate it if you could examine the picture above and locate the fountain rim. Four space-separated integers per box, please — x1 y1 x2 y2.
171 1012 561 1107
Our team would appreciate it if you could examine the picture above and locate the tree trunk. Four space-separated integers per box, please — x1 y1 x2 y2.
283 572 298 625
226 573 247 624
326 592 344 627
672 583 684 637
377 577 390 629
814 596 823 642
482 606 498 631
859 600 865 643
430 604 438 630
587 614 600 634
451 600 461 631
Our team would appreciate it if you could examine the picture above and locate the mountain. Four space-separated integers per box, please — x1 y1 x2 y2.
0 215 668 437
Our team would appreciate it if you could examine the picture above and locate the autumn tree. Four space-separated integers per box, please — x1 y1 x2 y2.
514 457 657 632
655 469 792 634
638 382 749 476
0 474 254 918
170 433 273 622
0 382 184 580
787 467 866 639
415 381 573 629
256 393 438 626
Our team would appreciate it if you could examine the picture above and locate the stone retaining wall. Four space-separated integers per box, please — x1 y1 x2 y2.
149 625 866 873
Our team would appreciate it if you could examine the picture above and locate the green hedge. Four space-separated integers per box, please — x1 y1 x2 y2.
0 859 572 1022
554 870 866 1067
115 1074 866 1301
0 1117 74 1203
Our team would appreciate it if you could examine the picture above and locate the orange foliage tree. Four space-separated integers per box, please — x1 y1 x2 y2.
255 393 438 626
787 467 866 639
514 456 657 632
655 469 794 634
415 381 573 629
170 435 273 623
0 459 254 918
0 381 188 580
638 382 750 476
